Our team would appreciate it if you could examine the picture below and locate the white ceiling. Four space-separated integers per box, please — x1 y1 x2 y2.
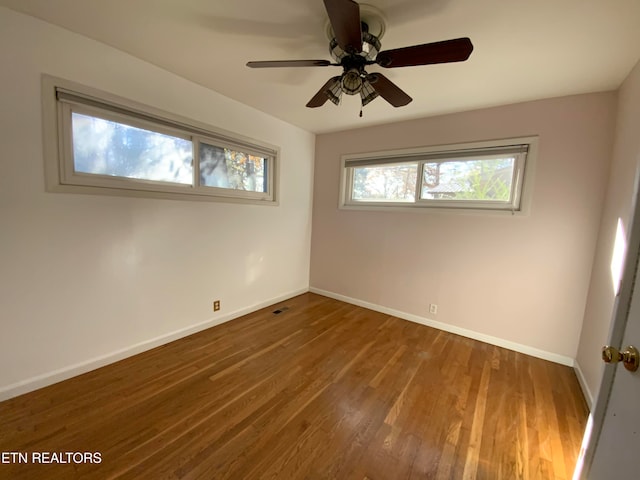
2 0 640 134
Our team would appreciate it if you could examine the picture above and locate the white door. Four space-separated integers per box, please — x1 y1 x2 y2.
578 181 640 478
588 273 640 477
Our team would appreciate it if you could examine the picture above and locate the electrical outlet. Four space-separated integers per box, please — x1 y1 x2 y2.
213 300 220 312
429 304 438 315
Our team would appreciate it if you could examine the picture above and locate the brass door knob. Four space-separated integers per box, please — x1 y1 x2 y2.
602 345 639 372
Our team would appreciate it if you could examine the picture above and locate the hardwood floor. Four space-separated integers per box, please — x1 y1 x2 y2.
0 293 588 479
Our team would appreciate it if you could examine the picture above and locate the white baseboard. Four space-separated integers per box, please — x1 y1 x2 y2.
2 287 581 402
310 287 576 367
0 287 309 402
573 360 595 409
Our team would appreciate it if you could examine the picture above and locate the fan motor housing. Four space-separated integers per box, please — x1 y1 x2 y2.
247 0 472 110
325 3 386 44
329 30 381 62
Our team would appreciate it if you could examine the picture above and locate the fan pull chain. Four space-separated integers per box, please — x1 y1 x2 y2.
359 107 363 117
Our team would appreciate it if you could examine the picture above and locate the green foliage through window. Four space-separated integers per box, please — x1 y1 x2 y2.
200 143 266 192
48 76 277 204
72 113 192 184
343 142 530 211
352 163 417 202
421 158 514 202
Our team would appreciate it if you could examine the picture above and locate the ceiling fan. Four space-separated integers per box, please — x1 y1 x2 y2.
246 0 473 113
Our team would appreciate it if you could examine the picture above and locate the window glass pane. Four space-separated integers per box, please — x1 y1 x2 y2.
421 157 515 202
199 142 266 193
71 112 193 184
352 163 418 202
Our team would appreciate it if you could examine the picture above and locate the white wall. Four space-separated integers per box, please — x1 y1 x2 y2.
577 59 640 405
311 93 616 366
0 8 315 399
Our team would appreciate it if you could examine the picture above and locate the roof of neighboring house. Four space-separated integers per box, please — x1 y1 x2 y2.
426 182 469 194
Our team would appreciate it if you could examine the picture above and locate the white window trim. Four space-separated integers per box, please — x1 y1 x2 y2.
339 136 538 215
42 75 279 205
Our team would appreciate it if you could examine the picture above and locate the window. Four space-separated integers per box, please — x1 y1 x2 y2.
42 76 277 204
341 138 536 213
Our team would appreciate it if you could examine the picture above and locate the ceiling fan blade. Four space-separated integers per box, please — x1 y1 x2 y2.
323 0 362 53
247 60 333 68
306 76 341 108
376 37 473 68
367 73 412 107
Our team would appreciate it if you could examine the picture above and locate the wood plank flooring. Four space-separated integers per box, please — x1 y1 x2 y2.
0 293 588 479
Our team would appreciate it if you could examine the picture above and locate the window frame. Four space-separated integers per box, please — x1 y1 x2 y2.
340 137 537 214
42 75 279 204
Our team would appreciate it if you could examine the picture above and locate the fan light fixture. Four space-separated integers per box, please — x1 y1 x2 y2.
360 31 381 61
327 79 343 105
341 68 363 94
247 0 474 113
360 80 378 106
